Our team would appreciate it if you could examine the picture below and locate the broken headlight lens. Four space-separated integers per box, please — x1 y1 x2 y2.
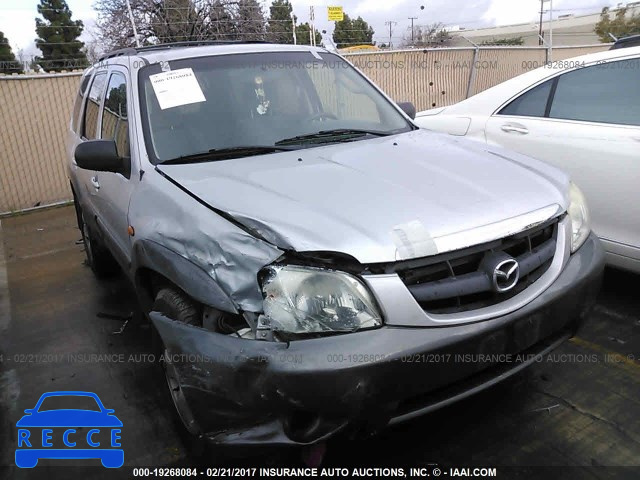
260 265 383 336
567 182 591 253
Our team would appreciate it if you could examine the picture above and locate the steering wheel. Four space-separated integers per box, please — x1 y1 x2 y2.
308 112 339 122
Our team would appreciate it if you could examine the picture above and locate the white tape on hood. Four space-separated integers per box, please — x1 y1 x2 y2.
391 220 438 260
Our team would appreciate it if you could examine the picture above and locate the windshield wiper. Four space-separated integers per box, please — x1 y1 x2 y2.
275 129 392 146
158 145 297 165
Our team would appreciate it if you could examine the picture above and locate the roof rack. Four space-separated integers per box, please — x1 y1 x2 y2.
97 40 270 62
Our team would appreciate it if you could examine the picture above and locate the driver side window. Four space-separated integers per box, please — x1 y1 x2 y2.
83 72 107 140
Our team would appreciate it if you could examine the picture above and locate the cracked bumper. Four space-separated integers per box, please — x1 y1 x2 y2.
150 233 604 446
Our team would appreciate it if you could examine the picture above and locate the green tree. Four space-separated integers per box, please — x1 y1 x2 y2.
595 7 640 42
267 0 294 43
332 14 374 49
480 37 524 46
150 0 200 43
296 22 322 46
0 31 23 74
34 0 87 72
267 1 321 45
409 22 452 47
232 0 266 41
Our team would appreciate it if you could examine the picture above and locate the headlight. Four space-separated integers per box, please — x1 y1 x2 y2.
568 182 591 253
260 265 383 337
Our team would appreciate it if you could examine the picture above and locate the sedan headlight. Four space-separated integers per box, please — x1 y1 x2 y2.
260 265 382 337
568 182 591 253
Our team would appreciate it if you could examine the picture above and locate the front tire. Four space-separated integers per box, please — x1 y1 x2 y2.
152 288 203 437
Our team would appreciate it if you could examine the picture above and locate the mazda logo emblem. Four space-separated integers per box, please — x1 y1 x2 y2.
493 259 520 292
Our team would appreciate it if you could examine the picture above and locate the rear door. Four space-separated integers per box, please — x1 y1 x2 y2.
91 66 136 267
485 56 640 262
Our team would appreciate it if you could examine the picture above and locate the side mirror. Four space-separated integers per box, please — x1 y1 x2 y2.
24 409 34 414
398 101 417 120
75 140 124 174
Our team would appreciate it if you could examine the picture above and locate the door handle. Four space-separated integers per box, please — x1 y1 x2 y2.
501 124 529 134
91 176 100 190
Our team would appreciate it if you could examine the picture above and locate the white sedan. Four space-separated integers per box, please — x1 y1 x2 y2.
414 46 640 273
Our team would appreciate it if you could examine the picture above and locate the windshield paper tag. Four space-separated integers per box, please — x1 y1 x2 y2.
149 68 206 110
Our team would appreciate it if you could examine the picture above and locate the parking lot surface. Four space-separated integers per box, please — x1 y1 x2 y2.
0 206 638 479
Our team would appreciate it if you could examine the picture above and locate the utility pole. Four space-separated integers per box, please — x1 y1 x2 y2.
408 17 418 45
538 0 544 45
310 6 316 47
548 0 553 59
385 21 397 49
291 12 297 45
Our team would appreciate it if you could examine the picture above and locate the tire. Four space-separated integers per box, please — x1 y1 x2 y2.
80 211 119 277
152 288 204 440
153 288 202 327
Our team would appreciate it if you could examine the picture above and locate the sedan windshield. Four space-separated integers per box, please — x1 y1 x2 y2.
138 51 414 163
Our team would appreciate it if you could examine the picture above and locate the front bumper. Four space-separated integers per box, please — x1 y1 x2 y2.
150 233 604 446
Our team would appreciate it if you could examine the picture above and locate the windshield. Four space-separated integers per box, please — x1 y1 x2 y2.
138 51 414 163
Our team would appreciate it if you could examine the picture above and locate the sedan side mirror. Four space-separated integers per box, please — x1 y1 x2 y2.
398 101 417 120
75 140 126 174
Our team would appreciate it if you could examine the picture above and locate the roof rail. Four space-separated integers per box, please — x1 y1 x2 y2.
97 40 270 62
97 47 138 62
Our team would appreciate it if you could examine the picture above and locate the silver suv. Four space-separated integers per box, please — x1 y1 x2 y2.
67 42 604 447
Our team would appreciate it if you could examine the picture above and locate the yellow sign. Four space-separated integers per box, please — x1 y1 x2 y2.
328 6 344 21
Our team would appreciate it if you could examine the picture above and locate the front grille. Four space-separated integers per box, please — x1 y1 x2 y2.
396 218 559 314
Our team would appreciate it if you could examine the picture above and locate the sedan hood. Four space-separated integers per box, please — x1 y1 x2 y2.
157 129 568 264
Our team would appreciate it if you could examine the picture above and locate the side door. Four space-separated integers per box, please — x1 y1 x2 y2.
91 67 136 268
485 57 640 263
77 70 108 219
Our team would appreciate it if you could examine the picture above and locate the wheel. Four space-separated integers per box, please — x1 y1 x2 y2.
152 288 203 437
80 211 119 277
153 288 202 327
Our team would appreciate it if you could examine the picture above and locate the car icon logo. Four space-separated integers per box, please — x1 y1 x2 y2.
15 391 123 468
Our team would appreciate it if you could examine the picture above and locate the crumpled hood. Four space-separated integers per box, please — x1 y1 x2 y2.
157 129 568 264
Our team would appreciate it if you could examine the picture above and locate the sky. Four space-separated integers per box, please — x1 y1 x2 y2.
0 0 622 56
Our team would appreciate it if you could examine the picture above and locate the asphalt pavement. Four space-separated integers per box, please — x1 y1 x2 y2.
0 206 638 479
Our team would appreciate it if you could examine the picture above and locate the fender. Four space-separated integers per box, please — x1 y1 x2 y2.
131 239 238 314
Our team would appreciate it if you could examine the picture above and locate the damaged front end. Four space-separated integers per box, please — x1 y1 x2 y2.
150 312 359 446
132 169 392 445
147 247 391 444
